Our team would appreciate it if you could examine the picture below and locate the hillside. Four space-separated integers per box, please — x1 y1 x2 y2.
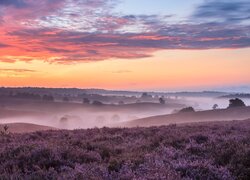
0 123 56 133
0 119 249 179
123 106 250 127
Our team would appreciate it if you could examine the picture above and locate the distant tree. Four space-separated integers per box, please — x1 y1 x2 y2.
42 95 54 102
92 100 103 106
159 97 165 105
228 98 246 108
141 92 152 99
118 101 124 105
96 115 106 123
83 98 90 104
178 107 195 113
60 116 68 123
111 114 120 122
63 97 69 102
11 92 41 100
213 104 219 110
141 92 148 98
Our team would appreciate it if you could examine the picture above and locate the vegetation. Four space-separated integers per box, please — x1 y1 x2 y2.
92 100 103 106
0 120 249 179
42 95 54 102
213 104 219 110
83 98 90 104
228 98 246 108
141 92 152 99
118 101 124 105
219 93 250 99
63 97 70 102
178 107 195 113
159 97 166 105
0 125 9 135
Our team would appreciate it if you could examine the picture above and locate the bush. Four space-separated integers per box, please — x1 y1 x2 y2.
228 98 246 108
92 101 103 106
159 97 165 104
83 98 90 104
178 107 195 113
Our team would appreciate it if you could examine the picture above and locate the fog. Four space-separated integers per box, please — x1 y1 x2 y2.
186 97 250 110
1 96 250 131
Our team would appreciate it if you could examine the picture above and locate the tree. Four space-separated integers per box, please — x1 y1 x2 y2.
83 98 90 104
42 95 54 102
63 97 69 102
159 97 165 104
141 92 148 98
92 100 103 106
178 107 195 113
228 98 246 108
0 125 9 135
141 92 152 99
213 104 219 110
118 101 124 105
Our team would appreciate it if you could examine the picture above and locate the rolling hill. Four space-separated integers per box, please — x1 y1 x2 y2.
123 106 250 127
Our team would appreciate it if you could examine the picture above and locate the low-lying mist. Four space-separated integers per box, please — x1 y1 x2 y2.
1 95 249 131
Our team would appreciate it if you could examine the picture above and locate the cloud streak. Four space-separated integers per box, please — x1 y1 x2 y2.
193 0 250 24
0 68 36 73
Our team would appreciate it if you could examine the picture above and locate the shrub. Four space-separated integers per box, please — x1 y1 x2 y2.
228 98 246 108
83 98 90 104
108 159 123 172
178 107 195 113
92 101 103 106
159 97 165 104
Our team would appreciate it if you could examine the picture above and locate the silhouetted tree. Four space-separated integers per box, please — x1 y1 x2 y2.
228 98 246 108
141 92 148 98
42 95 54 102
63 97 69 102
92 100 103 106
159 97 165 104
11 92 41 100
83 98 90 104
118 101 124 105
141 92 152 99
178 107 195 113
213 104 219 110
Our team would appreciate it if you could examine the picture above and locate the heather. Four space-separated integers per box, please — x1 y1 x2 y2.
0 120 250 180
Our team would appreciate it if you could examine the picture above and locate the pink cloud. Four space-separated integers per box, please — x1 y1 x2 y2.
0 0 250 64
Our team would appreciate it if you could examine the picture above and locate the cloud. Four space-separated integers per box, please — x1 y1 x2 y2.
193 0 250 24
0 0 250 64
4 23 249 63
0 43 9 48
0 0 27 8
112 70 133 74
0 68 37 78
0 68 37 73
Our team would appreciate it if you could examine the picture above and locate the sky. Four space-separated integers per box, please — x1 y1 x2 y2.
0 0 250 92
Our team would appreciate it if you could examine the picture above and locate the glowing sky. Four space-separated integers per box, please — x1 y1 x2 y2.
0 0 250 91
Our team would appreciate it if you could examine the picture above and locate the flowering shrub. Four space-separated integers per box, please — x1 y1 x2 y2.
0 119 250 179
